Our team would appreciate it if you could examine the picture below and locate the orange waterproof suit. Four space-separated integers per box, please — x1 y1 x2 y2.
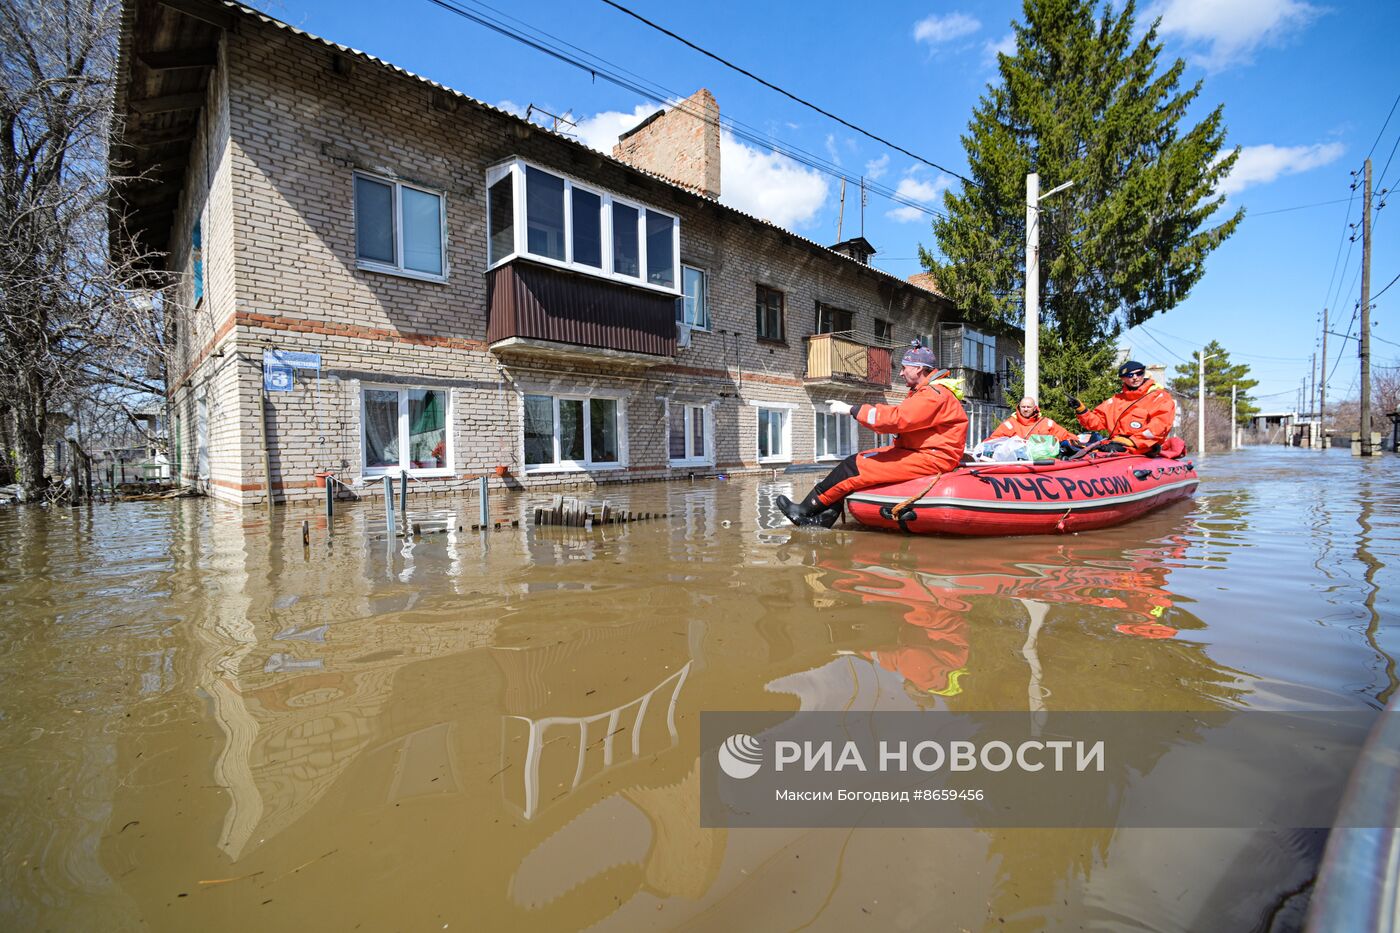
814 377 969 507
985 411 1075 443
1077 379 1177 452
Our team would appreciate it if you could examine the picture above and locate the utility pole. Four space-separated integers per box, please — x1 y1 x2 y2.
1319 307 1328 445
1309 351 1316 419
836 178 846 241
1023 173 1075 400
1360 158 1374 456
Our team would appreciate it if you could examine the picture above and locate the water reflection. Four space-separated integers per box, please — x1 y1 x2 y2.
0 449 1394 931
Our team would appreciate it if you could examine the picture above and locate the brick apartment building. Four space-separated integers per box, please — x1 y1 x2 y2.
113 0 1020 506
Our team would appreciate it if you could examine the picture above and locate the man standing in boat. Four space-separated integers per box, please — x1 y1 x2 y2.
1069 360 1177 454
776 343 969 527
982 396 1075 444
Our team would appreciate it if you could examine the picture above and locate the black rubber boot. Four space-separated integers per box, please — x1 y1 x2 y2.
776 492 839 527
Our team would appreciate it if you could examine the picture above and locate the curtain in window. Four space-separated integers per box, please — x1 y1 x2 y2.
364 389 399 468
401 188 443 275
669 408 687 459
559 399 585 461
408 389 446 468
590 399 618 462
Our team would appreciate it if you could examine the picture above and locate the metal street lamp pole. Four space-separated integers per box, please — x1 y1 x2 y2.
1024 174 1075 401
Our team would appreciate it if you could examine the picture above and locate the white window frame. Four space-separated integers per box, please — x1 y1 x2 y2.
814 410 856 461
749 400 794 464
677 264 709 330
353 171 448 283
485 157 681 296
520 392 627 473
667 401 713 467
359 384 454 478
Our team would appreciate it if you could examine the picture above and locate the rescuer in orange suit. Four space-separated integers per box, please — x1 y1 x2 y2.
1068 360 1177 454
777 343 969 527
983 396 1075 443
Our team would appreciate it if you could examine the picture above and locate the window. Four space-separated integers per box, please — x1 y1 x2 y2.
816 303 853 334
612 202 639 278
669 403 709 465
525 166 566 261
645 210 675 288
354 173 445 279
756 285 785 342
571 187 602 268
488 172 514 264
523 393 623 470
756 407 790 462
873 318 892 343
191 216 205 304
486 158 680 293
361 386 451 475
677 265 708 329
963 329 996 372
815 411 855 460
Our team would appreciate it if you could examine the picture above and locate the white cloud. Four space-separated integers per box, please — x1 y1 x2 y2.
1217 141 1344 196
913 11 981 46
572 103 663 153
1149 0 1322 69
982 33 1015 67
865 154 890 180
495 99 527 118
886 173 950 223
720 131 829 230
825 134 842 166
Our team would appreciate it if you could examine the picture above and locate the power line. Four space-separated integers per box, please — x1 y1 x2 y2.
1367 90 1400 160
422 0 949 219
1375 269 1400 302
1248 196 1354 217
1136 324 1190 365
597 0 976 187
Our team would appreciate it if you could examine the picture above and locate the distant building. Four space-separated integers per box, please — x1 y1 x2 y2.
112 0 1019 505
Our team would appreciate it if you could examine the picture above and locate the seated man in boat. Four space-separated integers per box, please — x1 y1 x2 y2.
1068 360 1177 454
982 396 1076 444
776 343 969 527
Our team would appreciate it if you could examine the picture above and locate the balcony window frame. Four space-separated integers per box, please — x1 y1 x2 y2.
667 401 712 467
520 391 627 473
359 384 454 479
486 157 681 296
873 317 892 344
815 302 853 335
353 172 448 283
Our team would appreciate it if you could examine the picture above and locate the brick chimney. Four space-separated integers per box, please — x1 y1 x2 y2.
612 89 721 199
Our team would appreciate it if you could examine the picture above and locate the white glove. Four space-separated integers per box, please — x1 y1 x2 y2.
827 400 853 416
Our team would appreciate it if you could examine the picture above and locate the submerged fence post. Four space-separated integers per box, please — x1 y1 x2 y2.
478 475 489 528
383 475 395 535
325 477 334 524
400 472 410 536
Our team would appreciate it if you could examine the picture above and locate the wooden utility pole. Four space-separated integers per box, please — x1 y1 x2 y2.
1360 158 1374 456
1197 348 1208 455
1309 351 1316 419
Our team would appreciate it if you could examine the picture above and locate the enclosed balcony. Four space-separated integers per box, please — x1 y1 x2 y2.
486 260 676 368
803 333 893 388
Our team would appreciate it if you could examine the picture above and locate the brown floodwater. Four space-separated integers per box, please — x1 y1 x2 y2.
1 447 1396 932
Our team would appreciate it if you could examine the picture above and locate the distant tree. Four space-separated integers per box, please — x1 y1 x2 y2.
1167 340 1258 424
924 0 1242 402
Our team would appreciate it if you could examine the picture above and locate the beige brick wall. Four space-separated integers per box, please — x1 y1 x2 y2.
167 17 1003 506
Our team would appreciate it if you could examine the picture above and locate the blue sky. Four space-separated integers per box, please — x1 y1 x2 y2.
249 0 1400 410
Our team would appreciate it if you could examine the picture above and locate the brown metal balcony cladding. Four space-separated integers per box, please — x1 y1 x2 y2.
804 333 893 388
486 261 677 360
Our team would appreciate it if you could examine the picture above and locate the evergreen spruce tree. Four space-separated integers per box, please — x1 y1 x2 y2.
923 0 1242 427
1167 340 1259 424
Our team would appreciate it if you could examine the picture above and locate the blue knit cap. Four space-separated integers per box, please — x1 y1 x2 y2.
900 344 938 370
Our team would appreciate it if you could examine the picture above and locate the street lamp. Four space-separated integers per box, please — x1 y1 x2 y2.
1024 173 1075 401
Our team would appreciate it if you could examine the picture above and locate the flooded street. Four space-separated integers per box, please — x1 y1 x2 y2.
1 447 1397 932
